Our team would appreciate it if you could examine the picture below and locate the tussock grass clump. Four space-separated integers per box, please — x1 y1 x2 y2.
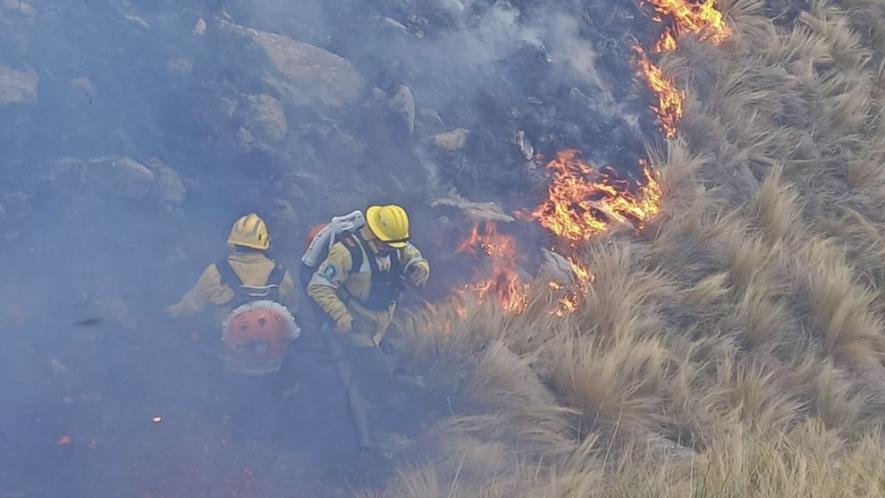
378 0 885 495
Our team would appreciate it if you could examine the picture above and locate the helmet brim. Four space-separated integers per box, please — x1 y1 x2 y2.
228 240 270 250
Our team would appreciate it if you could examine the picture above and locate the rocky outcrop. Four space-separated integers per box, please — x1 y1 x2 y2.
50 156 185 205
388 84 416 134
220 21 365 109
433 128 470 151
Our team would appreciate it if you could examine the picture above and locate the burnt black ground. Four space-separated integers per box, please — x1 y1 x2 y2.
1 0 664 495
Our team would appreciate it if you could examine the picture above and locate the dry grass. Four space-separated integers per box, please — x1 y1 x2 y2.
373 0 885 496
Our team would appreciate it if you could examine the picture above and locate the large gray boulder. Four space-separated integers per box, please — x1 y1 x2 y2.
87 157 156 199
221 21 365 109
50 156 185 205
146 158 186 205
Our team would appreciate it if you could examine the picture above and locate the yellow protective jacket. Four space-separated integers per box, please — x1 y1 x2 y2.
167 251 297 320
307 236 428 347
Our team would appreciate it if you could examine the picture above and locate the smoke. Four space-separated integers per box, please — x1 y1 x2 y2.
0 0 659 495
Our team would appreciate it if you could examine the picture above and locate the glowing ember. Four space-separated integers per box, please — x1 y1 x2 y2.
645 0 731 45
531 150 662 243
457 221 530 314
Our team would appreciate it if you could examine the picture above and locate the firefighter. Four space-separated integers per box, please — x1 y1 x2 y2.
167 213 302 378
306 204 430 348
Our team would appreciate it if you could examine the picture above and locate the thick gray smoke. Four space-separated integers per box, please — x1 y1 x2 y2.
0 0 658 495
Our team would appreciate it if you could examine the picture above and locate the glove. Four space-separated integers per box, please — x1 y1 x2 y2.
334 314 353 334
405 260 430 287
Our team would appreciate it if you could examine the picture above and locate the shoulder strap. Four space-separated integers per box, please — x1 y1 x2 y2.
341 234 364 272
391 249 404 275
266 261 287 286
215 258 243 291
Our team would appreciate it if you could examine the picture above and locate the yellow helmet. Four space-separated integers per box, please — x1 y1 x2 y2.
227 213 270 250
366 204 410 248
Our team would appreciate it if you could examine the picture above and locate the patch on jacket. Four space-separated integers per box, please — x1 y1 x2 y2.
322 264 337 280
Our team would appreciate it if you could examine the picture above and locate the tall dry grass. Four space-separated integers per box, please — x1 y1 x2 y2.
371 0 885 495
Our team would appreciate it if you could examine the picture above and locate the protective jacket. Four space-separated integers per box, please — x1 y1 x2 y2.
307 233 428 347
168 251 297 320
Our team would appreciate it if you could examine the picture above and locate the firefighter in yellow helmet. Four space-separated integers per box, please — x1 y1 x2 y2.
167 213 298 320
166 213 305 377
307 204 430 347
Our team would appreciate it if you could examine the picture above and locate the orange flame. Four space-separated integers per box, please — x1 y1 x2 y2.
457 221 530 314
653 28 678 53
646 0 731 45
637 0 730 137
530 150 662 243
633 46 684 139
549 256 595 316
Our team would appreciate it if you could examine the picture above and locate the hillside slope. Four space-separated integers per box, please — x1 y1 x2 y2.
378 0 885 496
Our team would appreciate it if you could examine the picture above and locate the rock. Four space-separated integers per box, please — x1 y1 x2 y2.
645 434 697 461
433 128 469 151
221 20 364 108
1 0 35 16
513 130 534 161
0 65 37 105
237 127 256 150
193 17 207 36
388 84 416 134
87 157 156 199
430 196 514 222
146 159 185 205
242 93 288 147
378 16 409 34
123 14 150 29
538 249 577 285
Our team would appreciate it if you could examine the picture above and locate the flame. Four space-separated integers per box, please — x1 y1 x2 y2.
645 0 731 45
530 150 662 243
439 0 723 318
633 46 685 139
549 256 595 316
653 28 678 53
636 0 730 137
457 221 530 314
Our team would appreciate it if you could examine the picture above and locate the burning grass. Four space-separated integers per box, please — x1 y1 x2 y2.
377 0 885 495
